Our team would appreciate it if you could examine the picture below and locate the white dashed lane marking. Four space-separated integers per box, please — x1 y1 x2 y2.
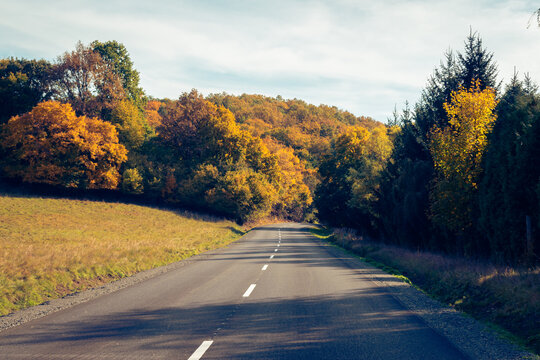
243 284 256 297
188 340 213 360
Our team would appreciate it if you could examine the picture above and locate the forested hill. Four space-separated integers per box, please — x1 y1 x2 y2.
0 41 386 225
206 93 382 166
1 32 539 267
145 92 388 223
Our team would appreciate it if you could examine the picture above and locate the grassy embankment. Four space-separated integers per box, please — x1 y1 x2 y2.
311 227 540 355
0 192 245 316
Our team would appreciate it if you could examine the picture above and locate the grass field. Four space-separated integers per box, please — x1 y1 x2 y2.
311 227 540 355
0 191 245 316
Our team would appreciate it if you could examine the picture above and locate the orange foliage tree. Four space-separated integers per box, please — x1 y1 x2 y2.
1 100 127 189
145 100 163 129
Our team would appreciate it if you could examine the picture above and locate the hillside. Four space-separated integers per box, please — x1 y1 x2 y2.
206 93 383 167
0 188 244 316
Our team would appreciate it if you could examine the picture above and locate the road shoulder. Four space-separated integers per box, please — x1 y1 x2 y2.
310 234 536 360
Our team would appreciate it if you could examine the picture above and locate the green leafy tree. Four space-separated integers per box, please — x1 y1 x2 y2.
185 166 277 222
0 58 54 124
315 125 392 231
91 40 145 109
121 168 144 194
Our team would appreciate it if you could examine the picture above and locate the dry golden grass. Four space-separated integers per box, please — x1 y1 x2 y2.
0 193 244 315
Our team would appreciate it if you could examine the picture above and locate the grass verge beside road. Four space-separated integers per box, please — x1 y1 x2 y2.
0 192 244 316
311 227 540 355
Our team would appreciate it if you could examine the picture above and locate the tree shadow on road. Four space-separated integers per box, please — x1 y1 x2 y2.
0 290 467 360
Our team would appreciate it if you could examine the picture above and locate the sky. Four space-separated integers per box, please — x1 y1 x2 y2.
1 0 539 122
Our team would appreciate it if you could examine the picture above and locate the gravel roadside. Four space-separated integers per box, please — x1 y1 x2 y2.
314 237 537 360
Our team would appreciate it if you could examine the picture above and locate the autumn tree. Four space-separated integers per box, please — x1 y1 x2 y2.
429 82 497 252
264 138 313 221
206 92 382 221
145 100 163 129
206 92 379 167
1 101 127 189
110 99 150 149
52 42 125 119
159 90 280 221
160 90 233 165
160 91 278 173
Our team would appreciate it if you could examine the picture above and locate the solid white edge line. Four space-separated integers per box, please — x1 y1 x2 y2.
243 284 256 297
188 340 213 360
262 264 268 271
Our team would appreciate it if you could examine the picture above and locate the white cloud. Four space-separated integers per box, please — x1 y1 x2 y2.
1 0 539 121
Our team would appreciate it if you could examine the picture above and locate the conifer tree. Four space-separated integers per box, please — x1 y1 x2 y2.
458 30 499 91
478 75 540 263
377 30 500 252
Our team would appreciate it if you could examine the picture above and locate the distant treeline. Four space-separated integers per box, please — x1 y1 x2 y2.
0 40 379 224
1 32 538 265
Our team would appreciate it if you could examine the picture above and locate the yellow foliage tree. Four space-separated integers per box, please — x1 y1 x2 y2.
110 99 148 149
264 138 313 220
429 81 498 235
1 100 127 189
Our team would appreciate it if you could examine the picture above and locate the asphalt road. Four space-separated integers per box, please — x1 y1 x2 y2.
0 223 469 359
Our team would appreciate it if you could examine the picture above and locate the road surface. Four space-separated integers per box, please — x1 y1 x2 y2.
0 223 470 359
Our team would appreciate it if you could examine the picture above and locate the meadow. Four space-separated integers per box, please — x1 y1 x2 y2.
0 191 244 315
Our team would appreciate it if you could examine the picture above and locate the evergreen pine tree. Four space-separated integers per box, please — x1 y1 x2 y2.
458 29 499 91
478 75 540 263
